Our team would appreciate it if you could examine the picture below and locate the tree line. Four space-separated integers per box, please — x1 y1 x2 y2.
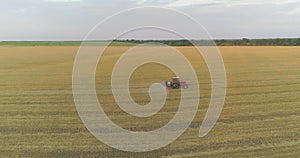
118 38 300 46
1 38 300 46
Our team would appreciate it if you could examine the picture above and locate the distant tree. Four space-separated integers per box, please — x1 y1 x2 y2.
297 38 300 45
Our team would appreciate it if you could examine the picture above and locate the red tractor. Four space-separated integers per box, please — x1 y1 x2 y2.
165 77 188 89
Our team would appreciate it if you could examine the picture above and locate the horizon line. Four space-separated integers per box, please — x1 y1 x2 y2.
1 37 300 42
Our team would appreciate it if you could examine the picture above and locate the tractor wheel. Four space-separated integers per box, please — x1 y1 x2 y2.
172 84 179 89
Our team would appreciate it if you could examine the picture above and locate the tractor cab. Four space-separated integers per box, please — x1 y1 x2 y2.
172 77 180 84
171 77 181 89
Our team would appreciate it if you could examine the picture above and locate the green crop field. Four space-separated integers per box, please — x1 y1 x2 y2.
0 46 299 157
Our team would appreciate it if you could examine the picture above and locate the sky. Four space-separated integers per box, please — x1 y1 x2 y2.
0 0 300 40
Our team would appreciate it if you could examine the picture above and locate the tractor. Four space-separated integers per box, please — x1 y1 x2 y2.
165 77 188 89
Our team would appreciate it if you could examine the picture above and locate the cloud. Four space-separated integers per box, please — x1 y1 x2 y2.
130 0 299 8
44 0 82 2
1 0 299 40
283 2 300 16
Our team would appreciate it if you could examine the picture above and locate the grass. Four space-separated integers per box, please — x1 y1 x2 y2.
0 46 299 157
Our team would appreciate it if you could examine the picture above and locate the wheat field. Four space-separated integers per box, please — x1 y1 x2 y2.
0 46 299 157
